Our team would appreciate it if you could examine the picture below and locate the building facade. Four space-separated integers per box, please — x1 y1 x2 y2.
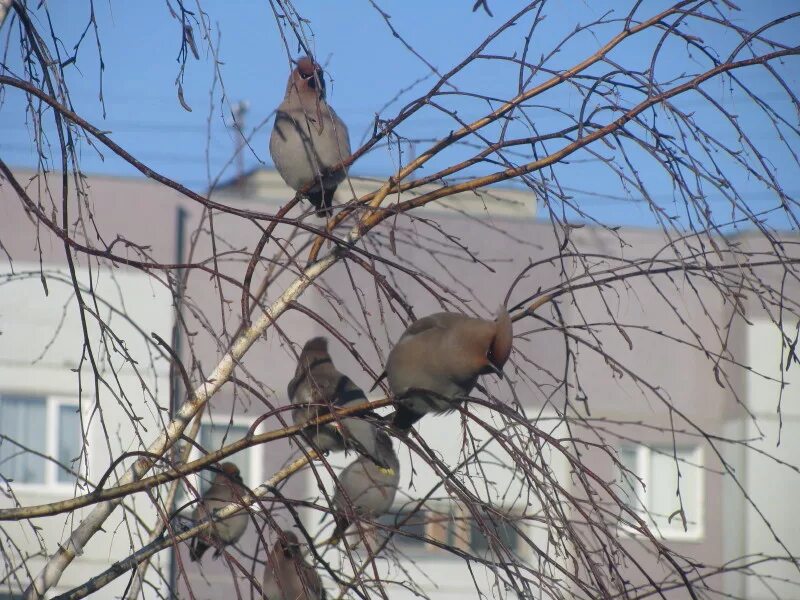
0 167 797 598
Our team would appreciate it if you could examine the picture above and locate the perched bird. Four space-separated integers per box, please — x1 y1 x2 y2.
189 462 249 562
270 56 351 217
381 308 513 430
328 430 400 545
289 337 394 470
263 530 326 600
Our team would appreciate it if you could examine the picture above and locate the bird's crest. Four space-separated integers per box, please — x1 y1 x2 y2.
220 462 240 477
219 462 244 485
302 336 329 354
296 56 317 77
293 56 326 98
276 530 302 558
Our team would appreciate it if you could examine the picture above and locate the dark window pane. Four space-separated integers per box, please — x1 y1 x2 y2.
0 395 47 484
378 510 428 549
470 516 520 557
57 405 81 483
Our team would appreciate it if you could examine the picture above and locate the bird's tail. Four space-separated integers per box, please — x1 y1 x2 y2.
307 189 334 218
342 417 394 471
390 405 423 431
325 513 351 546
369 370 387 392
189 537 210 562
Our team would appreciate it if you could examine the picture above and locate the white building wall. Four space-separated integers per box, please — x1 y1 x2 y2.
0 263 174 598
723 318 800 600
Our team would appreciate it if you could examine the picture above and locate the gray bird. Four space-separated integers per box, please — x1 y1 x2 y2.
379 309 513 430
270 56 351 217
263 530 326 600
189 462 249 561
328 430 400 545
289 337 394 470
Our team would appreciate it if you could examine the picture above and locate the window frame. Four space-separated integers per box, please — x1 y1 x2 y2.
618 443 705 541
376 504 525 559
0 393 82 492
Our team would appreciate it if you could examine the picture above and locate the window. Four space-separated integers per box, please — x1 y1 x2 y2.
197 422 251 493
377 510 430 551
617 444 704 540
181 418 261 501
469 515 521 558
0 394 81 488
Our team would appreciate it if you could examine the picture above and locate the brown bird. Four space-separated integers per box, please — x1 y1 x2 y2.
269 56 351 217
189 462 249 562
289 337 394 470
327 430 400 546
381 309 513 430
262 530 326 600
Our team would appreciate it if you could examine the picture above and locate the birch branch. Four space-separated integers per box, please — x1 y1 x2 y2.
0 0 12 28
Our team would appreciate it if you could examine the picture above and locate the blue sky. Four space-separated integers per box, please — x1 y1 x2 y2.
1 1 798 229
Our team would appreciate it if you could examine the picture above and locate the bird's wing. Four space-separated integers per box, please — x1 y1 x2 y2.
370 314 447 392
332 375 367 407
302 561 326 599
287 370 303 401
399 312 458 340
369 370 387 392
290 357 339 407
328 106 352 162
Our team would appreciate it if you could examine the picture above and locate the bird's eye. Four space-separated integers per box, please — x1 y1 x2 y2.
300 72 312 80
